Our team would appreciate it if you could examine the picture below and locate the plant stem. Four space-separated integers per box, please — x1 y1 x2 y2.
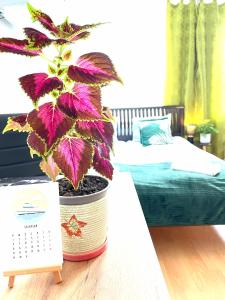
40 53 55 64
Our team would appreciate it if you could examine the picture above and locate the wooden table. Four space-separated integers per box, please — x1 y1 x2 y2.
0 172 169 300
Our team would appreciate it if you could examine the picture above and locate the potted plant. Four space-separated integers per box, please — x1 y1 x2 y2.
196 120 218 144
0 3 121 261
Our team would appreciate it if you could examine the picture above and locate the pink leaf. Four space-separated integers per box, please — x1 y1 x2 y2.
53 137 93 189
97 143 110 159
93 145 113 180
70 31 90 42
23 27 52 48
27 131 46 156
3 114 31 133
27 3 59 35
68 52 122 85
76 120 114 149
0 38 41 56
57 84 102 120
40 156 60 181
19 73 63 105
27 103 74 150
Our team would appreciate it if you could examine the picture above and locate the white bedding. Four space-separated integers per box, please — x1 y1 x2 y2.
112 136 222 176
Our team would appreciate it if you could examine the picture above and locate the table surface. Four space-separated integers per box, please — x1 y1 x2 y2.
0 172 169 300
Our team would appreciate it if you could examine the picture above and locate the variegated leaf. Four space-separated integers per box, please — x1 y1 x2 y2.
62 49 72 61
0 38 41 56
27 103 74 150
24 27 68 47
23 27 52 48
58 17 75 35
68 23 103 42
27 131 46 157
97 143 110 159
102 106 114 121
70 31 90 42
53 38 69 45
40 156 60 181
19 73 63 105
3 114 31 133
93 145 113 180
71 22 103 32
68 52 122 85
53 137 93 189
48 64 57 75
57 84 102 120
27 3 59 35
75 120 114 149
57 18 100 42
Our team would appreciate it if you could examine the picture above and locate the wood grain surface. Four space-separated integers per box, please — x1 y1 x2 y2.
150 225 225 300
0 172 169 300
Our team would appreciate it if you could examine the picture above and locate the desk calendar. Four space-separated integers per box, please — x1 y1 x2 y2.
0 180 63 287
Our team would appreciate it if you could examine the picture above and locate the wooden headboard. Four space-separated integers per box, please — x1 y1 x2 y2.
111 105 184 141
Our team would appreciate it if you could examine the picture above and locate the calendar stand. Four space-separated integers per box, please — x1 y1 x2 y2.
0 180 63 289
4 265 62 288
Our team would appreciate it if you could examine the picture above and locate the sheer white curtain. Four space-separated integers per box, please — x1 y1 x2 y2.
0 0 166 113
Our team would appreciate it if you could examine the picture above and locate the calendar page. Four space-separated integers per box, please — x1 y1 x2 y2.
0 181 63 273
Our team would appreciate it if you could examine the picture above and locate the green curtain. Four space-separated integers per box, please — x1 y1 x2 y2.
165 0 225 158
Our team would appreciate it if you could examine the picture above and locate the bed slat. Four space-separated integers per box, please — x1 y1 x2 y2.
111 105 184 141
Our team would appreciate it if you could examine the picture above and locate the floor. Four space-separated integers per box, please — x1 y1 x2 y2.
149 225 225 300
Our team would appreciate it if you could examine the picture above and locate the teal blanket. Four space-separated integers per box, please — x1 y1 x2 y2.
116 162 225 226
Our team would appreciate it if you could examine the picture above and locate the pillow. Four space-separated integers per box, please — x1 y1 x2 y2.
132 114 172 143
139 117 173 146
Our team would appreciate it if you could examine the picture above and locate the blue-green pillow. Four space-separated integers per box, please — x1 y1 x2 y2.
139 118 172 146
132 114 172 142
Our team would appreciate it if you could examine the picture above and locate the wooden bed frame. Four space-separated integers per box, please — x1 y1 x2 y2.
111 105 184 141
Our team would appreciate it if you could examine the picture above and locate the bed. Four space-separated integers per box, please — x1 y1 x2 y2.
111 106 225 226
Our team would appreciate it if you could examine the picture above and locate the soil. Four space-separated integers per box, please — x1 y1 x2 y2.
58 175 108 197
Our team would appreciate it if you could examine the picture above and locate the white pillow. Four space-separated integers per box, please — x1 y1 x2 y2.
132 114 172 142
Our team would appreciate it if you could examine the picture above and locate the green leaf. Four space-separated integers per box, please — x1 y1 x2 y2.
48 64 57 75
62 49 72 61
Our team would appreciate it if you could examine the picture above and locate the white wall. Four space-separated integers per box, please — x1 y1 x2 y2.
0 0 166 113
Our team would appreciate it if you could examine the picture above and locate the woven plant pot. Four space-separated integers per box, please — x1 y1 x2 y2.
60 177 109 261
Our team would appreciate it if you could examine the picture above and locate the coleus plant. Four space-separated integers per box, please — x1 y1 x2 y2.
0 3 121 189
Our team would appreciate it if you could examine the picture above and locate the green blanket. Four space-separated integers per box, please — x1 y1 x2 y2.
116 162 225 226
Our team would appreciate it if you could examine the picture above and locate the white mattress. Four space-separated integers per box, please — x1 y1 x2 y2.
112 136 222 175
